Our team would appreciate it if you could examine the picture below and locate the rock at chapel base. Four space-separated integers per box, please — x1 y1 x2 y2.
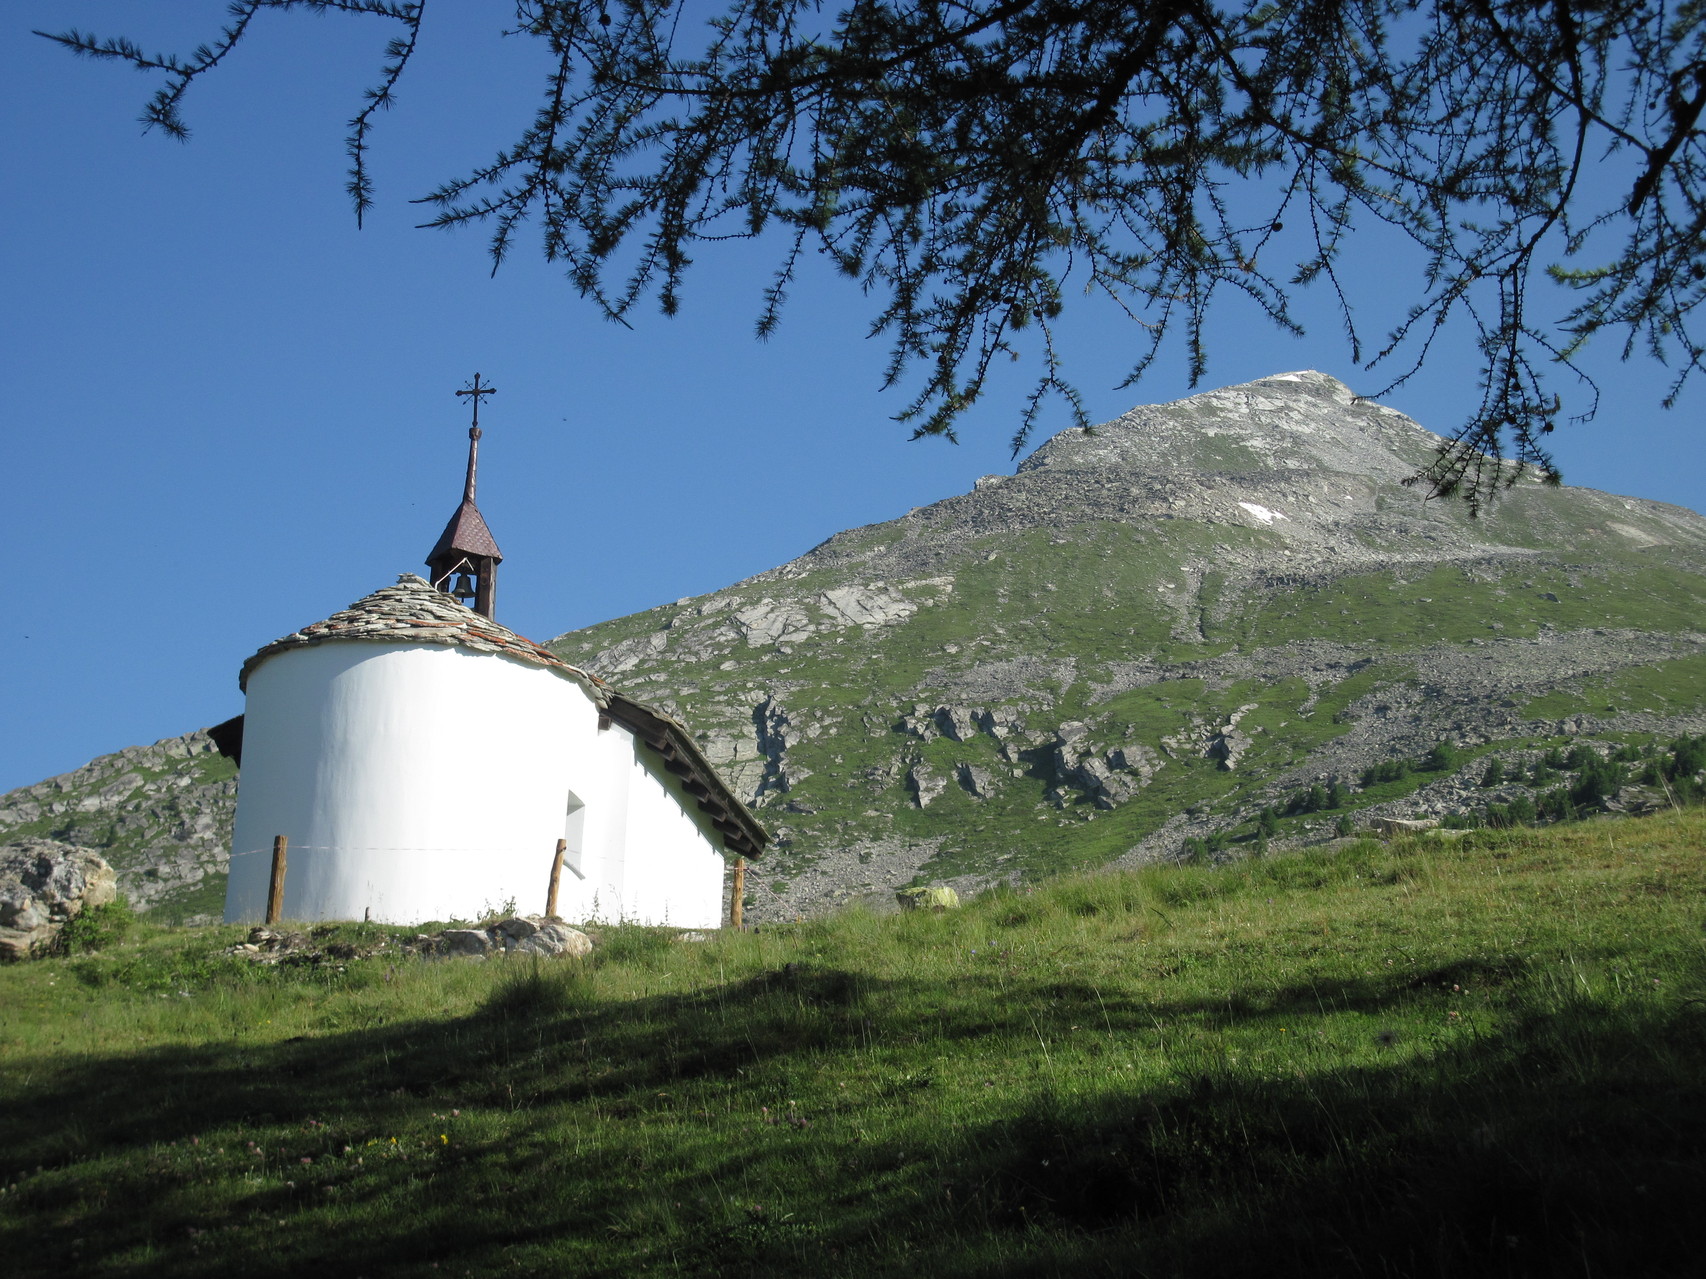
513 922 593 957
0 840 118 961
896 885 961 911
411 917 596 959
493 916 541 942
246 926 310 952
440 929 495 958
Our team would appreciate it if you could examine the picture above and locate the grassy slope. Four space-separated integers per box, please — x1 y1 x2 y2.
3 811 1703 1277
548 502 1706 894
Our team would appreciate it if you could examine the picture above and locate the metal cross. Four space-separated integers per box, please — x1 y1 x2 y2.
455 372 497 434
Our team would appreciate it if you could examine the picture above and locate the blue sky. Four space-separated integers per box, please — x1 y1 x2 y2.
4 2 1702 795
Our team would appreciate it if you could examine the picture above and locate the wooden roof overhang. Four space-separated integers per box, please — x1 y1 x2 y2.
603 692 768 861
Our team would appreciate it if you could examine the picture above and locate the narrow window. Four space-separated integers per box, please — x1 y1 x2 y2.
563 791 587 878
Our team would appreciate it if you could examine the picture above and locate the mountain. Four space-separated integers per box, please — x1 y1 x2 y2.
0 731 235 921
6 371 1706 921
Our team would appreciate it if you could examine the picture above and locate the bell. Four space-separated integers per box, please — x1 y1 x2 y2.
451 572 477 600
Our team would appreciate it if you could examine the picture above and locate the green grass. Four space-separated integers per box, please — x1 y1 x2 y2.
144 872 231 926
1525 650 1706 721
3 812 1704 1277
1220 559 1706 649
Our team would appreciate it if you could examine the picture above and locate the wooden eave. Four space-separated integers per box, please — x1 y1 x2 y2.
603 691 769 860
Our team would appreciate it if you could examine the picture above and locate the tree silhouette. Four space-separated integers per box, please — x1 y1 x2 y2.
41 0 1706 505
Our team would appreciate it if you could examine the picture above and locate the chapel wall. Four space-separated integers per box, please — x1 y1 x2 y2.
226 641 597 925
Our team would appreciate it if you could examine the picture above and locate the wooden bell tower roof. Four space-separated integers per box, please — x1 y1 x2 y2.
426 373 503 618
428 485 503 564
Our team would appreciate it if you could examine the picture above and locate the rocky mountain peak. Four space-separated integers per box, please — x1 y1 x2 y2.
1017 370 1443 484
767 372 1506 585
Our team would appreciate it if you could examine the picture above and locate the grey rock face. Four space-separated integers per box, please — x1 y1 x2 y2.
1601 785 1670 816
734 600 816 647
0 841 118 960
956 762 994 798
819 584 918 628
753 695 811 797
906 762 948 807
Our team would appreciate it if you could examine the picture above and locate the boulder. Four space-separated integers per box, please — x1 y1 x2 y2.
906 762 948 808
245 926 311 954
1208 726 1254 771
0 840 118 961
513 922 593 957
956 762 994 798
429 917 593 959
932 705 980 743
440 928 495 958
492 916 540 943
896 885 960 911
1047 729 1163 809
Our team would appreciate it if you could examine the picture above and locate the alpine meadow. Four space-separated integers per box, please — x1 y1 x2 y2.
11 0 1706 1268
6 372 1706 1274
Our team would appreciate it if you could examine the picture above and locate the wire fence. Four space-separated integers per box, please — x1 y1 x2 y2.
230 843 578 859
229 841 590 882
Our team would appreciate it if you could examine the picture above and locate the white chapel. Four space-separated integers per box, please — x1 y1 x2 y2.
219 382 764 927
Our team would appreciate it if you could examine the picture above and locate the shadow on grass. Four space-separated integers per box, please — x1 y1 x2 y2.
940 993 1706 1278
2 959 1703 1277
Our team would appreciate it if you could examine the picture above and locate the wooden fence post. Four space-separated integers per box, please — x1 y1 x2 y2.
546 838 567 919
729 857 746 931
265 835 288 926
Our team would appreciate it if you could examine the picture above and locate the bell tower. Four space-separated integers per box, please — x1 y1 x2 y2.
427 373 503 619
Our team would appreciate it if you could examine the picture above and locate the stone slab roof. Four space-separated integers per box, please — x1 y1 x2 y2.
238 574 600 695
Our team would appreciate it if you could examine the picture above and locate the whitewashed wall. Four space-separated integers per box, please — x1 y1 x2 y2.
533 718 730 929
225 641 732 927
